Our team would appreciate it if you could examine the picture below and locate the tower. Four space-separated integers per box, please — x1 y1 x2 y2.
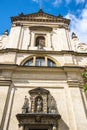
0 9 87 130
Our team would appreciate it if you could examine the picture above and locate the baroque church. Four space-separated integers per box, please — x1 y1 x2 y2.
0 9 87 130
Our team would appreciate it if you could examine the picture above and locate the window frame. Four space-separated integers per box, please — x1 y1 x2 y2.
23 56 56 67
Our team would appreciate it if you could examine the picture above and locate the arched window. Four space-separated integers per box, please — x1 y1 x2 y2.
24 58 33 66
35 36 45 48
23 56 57 67
47 59 56 67
36 57 45 66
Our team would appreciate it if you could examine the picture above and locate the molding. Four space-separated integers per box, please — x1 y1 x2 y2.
0 80 12 86
11 9 70 25
0 49 87 56
67 80 84 88
0 64 84 72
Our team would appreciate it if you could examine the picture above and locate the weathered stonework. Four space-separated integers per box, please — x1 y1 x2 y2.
0 9 87 130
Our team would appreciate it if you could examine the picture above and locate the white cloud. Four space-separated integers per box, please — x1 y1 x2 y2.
65 0 71 4
65 7 87 43
32 0 39 3
76 0 85 4
32 0 86 6
53 0 62 6
52 0 86 6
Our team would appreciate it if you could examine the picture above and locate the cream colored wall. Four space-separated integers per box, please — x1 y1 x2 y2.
8 26 22 48
21 27 30 50
0 66 86 130
1 51 87 67
7 85 70 130
70 87 87 130
6 83 87 130
0 18 87 130
8 87 31 130
0 86 9 124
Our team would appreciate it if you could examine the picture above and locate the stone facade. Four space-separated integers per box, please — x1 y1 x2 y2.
0 9 87 130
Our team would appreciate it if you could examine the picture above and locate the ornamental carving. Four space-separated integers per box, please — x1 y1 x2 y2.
76 43 87 51
16 87 61 130
11 9 70 25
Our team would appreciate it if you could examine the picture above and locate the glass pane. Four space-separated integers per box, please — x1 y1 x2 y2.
47 59 56 67
36 58 45 66
24 59 33 66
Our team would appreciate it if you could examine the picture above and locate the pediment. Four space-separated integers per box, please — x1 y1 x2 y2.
29 87 49 94
11 9 70 25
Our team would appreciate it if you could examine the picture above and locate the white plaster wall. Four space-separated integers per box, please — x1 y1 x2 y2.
59 29 69 50
8 86 70 130
8 87 32 130
3 52 16 64
77 56 87 66
52 29 62 51
52 28 70 51
0 35 8 49
8 26 21 48
8 85 87 130
1 50 87 67
64 54 74 65
0 86 9 124
21 28 30 50
70 87 87 130
48 88 69 130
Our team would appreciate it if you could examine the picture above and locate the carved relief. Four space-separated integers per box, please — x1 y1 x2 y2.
72 32 87 52
21 87 58 114
35 36 45 49
35 96 43 112
0 30 8 49
76 43 87 51
16 87 61 130
22 96 29 113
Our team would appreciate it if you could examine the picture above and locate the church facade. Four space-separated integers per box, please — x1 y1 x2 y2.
0 9 87 130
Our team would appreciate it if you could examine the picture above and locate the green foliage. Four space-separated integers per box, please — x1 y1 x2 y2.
82 70 87 92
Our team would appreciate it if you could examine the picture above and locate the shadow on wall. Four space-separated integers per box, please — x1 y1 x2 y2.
48 94 69 130
59 119 69 130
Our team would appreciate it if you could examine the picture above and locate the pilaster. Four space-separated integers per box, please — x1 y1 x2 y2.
64 80 78 130
0 80 15 130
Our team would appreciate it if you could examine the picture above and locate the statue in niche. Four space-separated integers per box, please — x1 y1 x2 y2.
49 96 57 114
35 36 45 49
22 96 29 113
36 97 43 112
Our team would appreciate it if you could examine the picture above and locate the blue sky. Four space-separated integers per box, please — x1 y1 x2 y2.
0 0 87 43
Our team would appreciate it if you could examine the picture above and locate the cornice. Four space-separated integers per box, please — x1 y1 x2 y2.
0 48 87 56
0 64 84 72
0 80 12 86
11 9 70 25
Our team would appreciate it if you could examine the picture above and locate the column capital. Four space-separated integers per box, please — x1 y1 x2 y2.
0 80 12 86
67 80 83 88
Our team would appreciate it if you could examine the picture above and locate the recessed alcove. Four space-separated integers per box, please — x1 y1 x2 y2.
16 87 61 130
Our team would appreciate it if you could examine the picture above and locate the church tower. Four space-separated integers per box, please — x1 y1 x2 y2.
0 9 87 130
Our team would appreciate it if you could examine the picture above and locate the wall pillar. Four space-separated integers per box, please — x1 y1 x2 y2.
64 80 78 130
0 81 15 130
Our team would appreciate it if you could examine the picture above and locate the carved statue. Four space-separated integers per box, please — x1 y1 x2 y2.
50 96 57 114
36 98 43 112
22 96 29 113
38 38 45 48
36 36 45 49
